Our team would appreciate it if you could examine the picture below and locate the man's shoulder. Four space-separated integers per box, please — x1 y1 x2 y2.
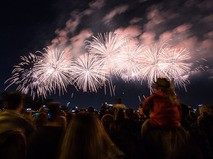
0 110 21 118
0 111 30 123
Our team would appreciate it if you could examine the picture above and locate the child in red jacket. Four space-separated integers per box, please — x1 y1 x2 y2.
141 78 181 135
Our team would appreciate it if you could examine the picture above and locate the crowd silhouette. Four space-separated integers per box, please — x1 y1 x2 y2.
0 78 212 159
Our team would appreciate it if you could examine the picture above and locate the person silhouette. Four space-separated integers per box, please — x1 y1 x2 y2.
0 91 35 139
139 78 202 159
59 111 124 159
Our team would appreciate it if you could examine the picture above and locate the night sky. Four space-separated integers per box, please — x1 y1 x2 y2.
0 0 213 110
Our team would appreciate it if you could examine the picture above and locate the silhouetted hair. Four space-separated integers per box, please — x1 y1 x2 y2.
0 130 27 159
153 78 180 106
59 112 124 159
87 106 94 113
153 78 171 89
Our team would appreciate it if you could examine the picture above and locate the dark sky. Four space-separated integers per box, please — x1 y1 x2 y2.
0 0 213 110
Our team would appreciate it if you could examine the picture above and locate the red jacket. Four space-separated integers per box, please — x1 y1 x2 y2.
142 91 181 128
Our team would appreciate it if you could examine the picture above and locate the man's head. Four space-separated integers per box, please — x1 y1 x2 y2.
47 102 61 121
115 97 122 104
3 91 25 110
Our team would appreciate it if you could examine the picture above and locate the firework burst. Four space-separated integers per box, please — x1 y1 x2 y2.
71 53 108 92
160 47 192 89
139 42 191 89
5 34 193 99
114 43 145 81
139 42 169 87
86 32 128 75
4 52 49 99
35 47 72 95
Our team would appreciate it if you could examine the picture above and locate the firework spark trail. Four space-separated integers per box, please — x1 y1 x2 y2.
108 79 116 96
71 53 108 92
86 32 128 75
35 47 73 96
4 52 49 99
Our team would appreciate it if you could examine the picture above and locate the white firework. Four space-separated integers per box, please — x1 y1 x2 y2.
4 52 48 99
114 43 145 81
35 47 72 95
86 32 128 75
140 42 169 87
160 47 192 89
139 42 192 90
71 53 108 92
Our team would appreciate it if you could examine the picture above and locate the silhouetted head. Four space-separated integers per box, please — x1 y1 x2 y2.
153 78 171 89
60 111 124 159
3 91 25 110
115 97 122 104
47 102 61 121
